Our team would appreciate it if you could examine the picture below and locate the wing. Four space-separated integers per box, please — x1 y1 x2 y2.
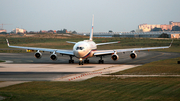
6 39 74 56
94 40 173 56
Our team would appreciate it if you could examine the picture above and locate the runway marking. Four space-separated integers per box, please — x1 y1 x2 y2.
55 64 140 81
56 65 124 81
68 72 102 81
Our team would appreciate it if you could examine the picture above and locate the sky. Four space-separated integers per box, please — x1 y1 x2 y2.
0 0 180 32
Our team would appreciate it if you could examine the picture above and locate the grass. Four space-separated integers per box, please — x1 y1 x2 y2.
0 60 5 62
112 57 180 75
0 77 180 101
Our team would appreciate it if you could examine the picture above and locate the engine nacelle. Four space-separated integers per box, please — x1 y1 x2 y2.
34 52 42 59
50 54 58 61
111 54 119 61
130 52 137 59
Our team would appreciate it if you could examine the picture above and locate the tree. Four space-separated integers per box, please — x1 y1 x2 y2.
151 27 162 31
72 31 77 34
109 30 113 33
57 29 67 34
172 26 180 31
62 29 67 33
158 33 169 38
0 32 7 34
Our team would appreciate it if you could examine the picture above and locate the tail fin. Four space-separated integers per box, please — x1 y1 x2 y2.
89 15 94 41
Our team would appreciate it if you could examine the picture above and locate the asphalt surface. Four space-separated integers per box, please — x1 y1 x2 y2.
1 51 180 64
0 51 180 81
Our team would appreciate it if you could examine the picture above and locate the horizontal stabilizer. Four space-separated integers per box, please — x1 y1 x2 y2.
66 41 77 44
96 41 120 46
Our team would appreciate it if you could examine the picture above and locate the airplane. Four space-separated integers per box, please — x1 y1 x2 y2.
6 15 173 65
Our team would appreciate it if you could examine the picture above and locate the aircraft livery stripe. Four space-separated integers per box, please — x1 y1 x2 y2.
82 49 96 59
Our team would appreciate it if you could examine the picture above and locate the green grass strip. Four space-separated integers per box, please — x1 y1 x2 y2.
112 57 180 75
0 77 180 101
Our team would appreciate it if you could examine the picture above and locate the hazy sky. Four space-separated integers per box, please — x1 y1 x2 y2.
0 0 180 32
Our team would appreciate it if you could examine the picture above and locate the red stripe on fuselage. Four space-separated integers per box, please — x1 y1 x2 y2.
82 49 97 59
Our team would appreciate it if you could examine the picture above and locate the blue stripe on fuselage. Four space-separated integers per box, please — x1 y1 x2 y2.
82 49 96 59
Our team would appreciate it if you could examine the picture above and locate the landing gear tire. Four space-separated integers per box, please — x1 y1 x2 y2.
98 56 104 64
69 60 74 63
99 60 104 64
69 56 74 63
84 59 89 63
79 61 83 65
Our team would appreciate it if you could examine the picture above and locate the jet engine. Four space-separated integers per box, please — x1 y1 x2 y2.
34 52 42 59
130 52 137 59
50 54 58 61
111 54 119 61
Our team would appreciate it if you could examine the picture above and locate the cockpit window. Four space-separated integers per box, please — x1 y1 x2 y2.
76 47 84 50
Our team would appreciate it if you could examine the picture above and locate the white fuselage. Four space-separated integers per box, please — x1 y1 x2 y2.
73 40 97 59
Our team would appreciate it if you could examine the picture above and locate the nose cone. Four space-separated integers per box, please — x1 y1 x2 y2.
73 41 90 58
74 50 84 58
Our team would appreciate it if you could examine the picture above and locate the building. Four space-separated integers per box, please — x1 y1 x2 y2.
138 24 161 32
13 28 26 34
160 24 172 31
138 21 180 32
171 33 180 38
170 21 180 26
78 31 180 39
0 29 7 33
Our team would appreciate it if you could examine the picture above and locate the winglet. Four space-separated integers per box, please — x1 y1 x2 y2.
89 15 94 41
169 39 173 47
6 39 10 46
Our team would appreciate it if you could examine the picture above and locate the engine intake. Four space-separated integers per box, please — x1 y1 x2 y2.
130 52 137 59
34 52 42 59
50 54 58 61
111 54 119 61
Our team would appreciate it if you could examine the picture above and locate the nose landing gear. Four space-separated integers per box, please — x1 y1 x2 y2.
79 61 83 65
79 58 83 65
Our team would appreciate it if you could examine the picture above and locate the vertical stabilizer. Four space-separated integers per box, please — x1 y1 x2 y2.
89 15 94 41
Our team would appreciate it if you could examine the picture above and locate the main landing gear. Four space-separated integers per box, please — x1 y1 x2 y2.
98 56 104 64
84 58 89 63
69 56 74 63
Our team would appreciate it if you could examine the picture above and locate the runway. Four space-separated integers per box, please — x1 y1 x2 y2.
1 51 179 64
0 51 180 81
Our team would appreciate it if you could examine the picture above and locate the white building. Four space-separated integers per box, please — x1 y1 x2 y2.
13 28 26 34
